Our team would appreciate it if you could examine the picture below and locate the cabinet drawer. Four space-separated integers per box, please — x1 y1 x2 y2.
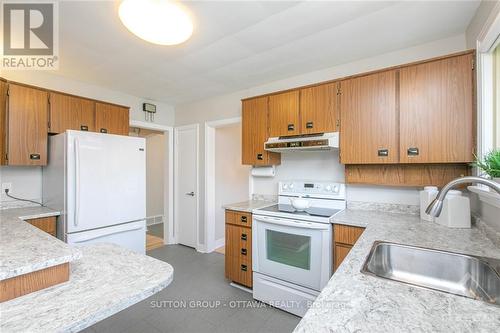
334 224 364 245
225 210 252 227
25 216 57 237
226 255 252 288
226 224 252 260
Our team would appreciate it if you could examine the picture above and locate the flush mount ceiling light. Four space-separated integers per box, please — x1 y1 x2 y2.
118 0 193 46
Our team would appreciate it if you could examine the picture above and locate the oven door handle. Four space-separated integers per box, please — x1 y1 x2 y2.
254 215 330 230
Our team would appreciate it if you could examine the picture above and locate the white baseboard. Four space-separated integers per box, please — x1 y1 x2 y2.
214 237 225 249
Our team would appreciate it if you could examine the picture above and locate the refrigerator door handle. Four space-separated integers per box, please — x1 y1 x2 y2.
71 224 144 243
74 138 81 227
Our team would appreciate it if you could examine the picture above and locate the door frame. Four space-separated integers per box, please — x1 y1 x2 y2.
204 117 246 253
130 120 175 244
174 123 200 250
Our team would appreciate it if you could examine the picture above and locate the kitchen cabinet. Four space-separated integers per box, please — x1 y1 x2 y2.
339 70 399 164
333 224 365 272
225 210 253 288
95 102 129 136
3 83 48 166
0 79 7 165
399 53 474 163
49 92 95 134
268 90 300 137
241 97 281 166
300 82 339 134
25 216 57 237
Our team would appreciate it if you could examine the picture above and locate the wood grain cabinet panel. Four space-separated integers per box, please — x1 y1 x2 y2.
225 210 252 228
339 70 398 164
225 210 253 288
333 224 365 272
5 83 48 165
95 102 129 136
49 92 95 133
25 216 57 237
399 53 474 163
334 244 352 272
225 224 252 263
241 97 281 166
300 83 339 134
0 80 7 165
268 90 300 137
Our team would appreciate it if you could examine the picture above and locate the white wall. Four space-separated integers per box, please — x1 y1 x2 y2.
146 133 165 221
214 124 250 241
0 71 175 206
175 34 467 245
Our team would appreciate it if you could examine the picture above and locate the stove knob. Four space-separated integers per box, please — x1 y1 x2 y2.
283 184 288 190
289 183 294 189
325 185 332 192
333 185 339 193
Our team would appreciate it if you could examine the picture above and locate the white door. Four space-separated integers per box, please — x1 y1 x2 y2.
175 125 198 248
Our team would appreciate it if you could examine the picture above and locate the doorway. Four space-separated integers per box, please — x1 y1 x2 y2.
174 124 199 249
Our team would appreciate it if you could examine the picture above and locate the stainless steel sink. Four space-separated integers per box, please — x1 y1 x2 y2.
361 241 500 306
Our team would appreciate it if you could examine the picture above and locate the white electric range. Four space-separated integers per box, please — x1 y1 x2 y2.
252 180 346 317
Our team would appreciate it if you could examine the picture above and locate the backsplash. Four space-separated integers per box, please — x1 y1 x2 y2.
0 201 40 210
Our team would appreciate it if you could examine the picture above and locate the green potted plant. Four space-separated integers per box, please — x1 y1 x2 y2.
473 149 500 183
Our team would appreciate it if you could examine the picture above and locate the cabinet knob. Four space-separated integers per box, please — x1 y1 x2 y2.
257 153 263 160
29 153 41 160
306 121 314 129
240 264 248 272
240 216 247 223
240 248 247 256
241 233 247 241
100 128 108 133
407 147 419 156
377 149 389 157
80 125 88 131
287 124 295 131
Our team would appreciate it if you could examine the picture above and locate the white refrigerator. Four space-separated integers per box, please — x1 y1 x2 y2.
43 130 146 253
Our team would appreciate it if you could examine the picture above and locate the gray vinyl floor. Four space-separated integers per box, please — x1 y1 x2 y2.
82 245 301 333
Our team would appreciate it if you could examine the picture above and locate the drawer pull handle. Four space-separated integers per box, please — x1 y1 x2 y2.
306 121 313 129
241 234 247 241
257 153 263 160
377 149 388 157
30 153 40 160
287 124 295 131
240 248 247 256
100 128 108 133
407 147 419 156
240 216 247 223
80 125 89 131
241 264 248 272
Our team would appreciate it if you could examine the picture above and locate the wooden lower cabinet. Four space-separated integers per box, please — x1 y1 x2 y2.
333 224 365 272
25 216 57 237
225 210 253 288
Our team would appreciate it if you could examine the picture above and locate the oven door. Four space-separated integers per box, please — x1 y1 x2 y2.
253 215 332 291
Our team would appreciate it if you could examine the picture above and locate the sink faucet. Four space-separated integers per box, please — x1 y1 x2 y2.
425 176 500 217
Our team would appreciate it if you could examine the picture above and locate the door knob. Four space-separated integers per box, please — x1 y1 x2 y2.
185 192 195 196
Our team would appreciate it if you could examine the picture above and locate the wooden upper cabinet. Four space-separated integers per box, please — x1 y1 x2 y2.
300 83 339 134
95 102 129 136
339 70 398 164
242 97 280 166
0 80 7 165
268 90 300 137
399 53 474 163
5 84 48 165
49 92 95 134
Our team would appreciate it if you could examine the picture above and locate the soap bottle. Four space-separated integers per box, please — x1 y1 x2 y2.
434 190 471 228
420 186 438 221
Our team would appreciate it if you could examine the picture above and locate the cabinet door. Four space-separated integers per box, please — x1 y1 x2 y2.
399 54 474 163
300 83 338 134
268 90 300 137
0 80 7 165
7 84 48 165
334 244 351 272
95 102 129 136
339 70 398 164
26 216 57 237
241 97 280 166
49 92 95 133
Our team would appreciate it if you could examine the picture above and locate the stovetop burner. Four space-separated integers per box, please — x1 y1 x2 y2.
258 204 341 218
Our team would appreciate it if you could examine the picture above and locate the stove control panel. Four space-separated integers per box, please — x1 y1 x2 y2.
279 181 346 199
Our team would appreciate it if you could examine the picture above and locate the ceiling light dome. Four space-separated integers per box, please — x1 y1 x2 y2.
118 0 193 46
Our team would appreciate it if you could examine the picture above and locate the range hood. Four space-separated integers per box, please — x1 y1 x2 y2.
264 132 339 152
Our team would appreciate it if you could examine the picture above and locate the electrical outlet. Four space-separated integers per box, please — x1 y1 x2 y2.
1 182 12 193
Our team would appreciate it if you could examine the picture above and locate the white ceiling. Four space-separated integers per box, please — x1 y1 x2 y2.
55 1 479 105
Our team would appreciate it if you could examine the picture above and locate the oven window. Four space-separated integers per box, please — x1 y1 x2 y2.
266 230 311 270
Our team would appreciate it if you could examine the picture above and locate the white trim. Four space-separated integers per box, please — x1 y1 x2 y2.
204 117 242 253
477 1 500 53
174 124 200 251
214 237 225 250
129 119 174 245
